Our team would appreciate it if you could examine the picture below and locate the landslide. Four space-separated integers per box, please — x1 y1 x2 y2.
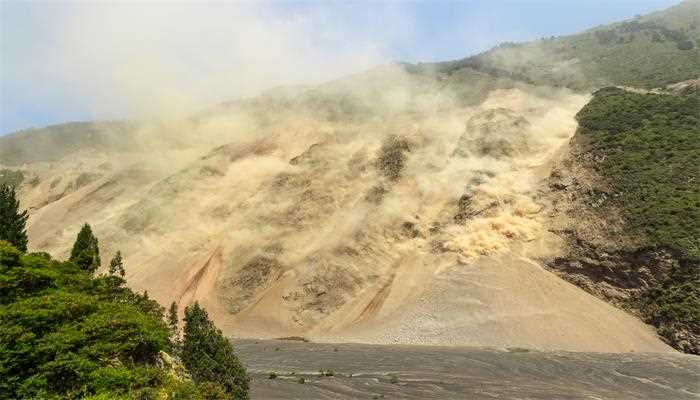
545 83 700 353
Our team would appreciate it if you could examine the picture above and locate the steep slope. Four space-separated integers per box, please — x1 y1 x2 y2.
546 83 700 353
2 5 695 353
4 80 673 352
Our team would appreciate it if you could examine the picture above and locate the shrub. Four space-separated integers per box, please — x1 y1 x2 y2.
376 135 411 182
576 88 700 352
576 88 700 259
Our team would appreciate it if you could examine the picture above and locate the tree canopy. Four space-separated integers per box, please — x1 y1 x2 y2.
182 302 249 399
0 184 29 252
1 236 249 399
69 223 101 273
108 251 125 277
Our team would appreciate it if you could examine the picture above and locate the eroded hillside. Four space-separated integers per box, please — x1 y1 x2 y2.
545 84 700 353
4 1 698 353
1 64 678 353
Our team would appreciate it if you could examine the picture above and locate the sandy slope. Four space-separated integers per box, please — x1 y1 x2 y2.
327 249 671 352
6 69 675 353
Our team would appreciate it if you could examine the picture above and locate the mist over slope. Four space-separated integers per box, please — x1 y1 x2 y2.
415 0 700 90
2 3 696 353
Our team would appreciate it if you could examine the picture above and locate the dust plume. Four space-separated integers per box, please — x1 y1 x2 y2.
0 0 683 353
3 2 404 124
16 48 674 351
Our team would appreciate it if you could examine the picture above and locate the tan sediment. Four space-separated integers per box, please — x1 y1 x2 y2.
13 74 674 353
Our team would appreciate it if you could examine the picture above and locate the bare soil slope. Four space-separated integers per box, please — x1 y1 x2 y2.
2 67 673 352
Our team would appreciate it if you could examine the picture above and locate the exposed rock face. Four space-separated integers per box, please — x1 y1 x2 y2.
544 126 698 354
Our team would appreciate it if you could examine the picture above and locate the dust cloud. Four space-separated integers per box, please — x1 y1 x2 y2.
8 2 624 348
19 59 590 342
5 2 399 124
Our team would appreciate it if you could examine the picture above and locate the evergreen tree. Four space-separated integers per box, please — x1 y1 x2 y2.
104 250 126 293
168 301 179 336
182 302 249 399
69 223 101 272
108 250 125 277
0 184 29 252
167 301 181 355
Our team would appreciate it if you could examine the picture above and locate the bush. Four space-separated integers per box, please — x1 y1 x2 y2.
576 88 700 259
376 135 411 182
576 88 700 352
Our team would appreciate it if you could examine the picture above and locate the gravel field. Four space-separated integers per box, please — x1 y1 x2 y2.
233 339 700 400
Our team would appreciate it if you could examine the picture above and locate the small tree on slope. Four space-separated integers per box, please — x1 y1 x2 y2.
0 184 28 252
108 250 125 277
168 301 179 332
182 301 249 399
69 223 101 272
168 301 181 350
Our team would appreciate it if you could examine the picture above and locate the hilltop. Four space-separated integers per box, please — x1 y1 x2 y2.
411 0 700 89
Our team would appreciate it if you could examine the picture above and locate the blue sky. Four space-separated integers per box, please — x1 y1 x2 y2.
0 0 679 135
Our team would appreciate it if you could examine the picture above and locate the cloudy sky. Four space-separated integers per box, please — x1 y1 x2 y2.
0 0 678 135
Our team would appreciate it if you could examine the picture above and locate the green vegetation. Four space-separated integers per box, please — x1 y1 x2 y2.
181 302 249 399
70 223 101 273
109 251 125 277
0 122 135 166
0 240 169 399
639 264 700 344
168 301 179 340
575 87 699 351
0 191 249 399
0 184 29 252
0 239 250 399
576 87 699 259
422 1 700 89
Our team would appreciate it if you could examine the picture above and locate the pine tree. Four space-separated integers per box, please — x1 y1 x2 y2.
167 301 181 353
108 251 125 277
168 301 179 335
182 302 249 399
0 184 29 252
69 223 101 272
